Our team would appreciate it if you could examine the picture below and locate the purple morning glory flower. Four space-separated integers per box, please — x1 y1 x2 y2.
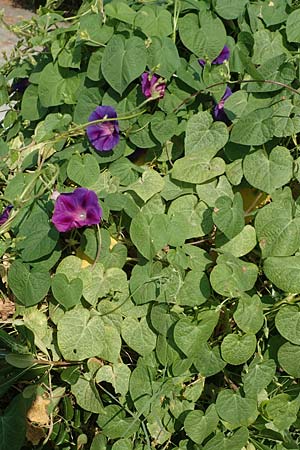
11 78 29 93
51 188 102 233
141 72 166 99
199 45 230 67
213 86 232 123
86 106 120 152
0 205 13 225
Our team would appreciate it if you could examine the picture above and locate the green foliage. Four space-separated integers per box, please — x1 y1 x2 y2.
1 0 300 449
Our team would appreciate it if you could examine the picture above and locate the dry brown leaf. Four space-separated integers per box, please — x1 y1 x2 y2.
0 297 15 320
27 395 50 426
26 421 46 445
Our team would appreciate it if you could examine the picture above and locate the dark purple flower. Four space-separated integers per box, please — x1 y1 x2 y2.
0 205 13 225
141 72 166 99
86 106 120 152
213 86 232 123
52 188 102 233
11 78 29 93
199 45 230 67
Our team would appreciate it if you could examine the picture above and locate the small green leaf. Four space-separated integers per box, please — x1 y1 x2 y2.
213 193 244 239
147 37 180 79
150 113 178 143
179 13 226 59
21 84 47 120
286 9 300 43
172 155 225 184
217 225 256 257
17 208 59 262
104 1 136 24
5 353 35 369
173 311 219 357
0 395 27 450
97 405 140 439
264 256 300 293
243 146 293 194
67 153 100 187
8 261 51 307
221 333 256 365
129 366 154 415
130 213 169 260
230 108 275 146
275 306 300 345
184 405 219 444
216 390 258 428
51 273 83 310
168 195 213 245
278 342 300 378
121 317 156 356
255 202 300 257
193 344 226 376
233 294 264 334
101 35 146 94
126 168 164 202
203 427 249 450
265 393 300 432
135 6 172 37
57 306 121 362
215 0 248 20
210 254 258 298
72 377 103 413
96 363 131 397
176 270 210 307
242 358 276 398
185 111 228 156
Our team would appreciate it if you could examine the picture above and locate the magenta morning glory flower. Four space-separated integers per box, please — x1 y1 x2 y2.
141 72 166 99
0 205 13 225
86 106 120 152
51 188 102 233
213 86 232 123
199 45 230 67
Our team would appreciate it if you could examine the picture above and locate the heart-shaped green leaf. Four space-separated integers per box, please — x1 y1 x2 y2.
173 311 219 357
101 35 146 94
185 111 229 156
8 261 51 307
243 146 293 194
210 254 258 298
221 333 256 365
275 305 300 345
172 155 225 184
57 306 121 362
216 390 258 428
264 256 300 292
51 273 83 310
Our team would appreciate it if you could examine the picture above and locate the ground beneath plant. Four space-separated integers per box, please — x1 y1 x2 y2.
0 0 34 62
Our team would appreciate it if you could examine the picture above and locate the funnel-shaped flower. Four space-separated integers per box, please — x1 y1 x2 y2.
11 78 29 93
87 106 120 152
141 72 166 99
213 86 232 123
52 188 102 233
0 205 13 225
199 45 230 67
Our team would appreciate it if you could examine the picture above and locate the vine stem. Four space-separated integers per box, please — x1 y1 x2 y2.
173 78 300 113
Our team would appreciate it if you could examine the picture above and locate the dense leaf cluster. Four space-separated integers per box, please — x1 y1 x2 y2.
1 0 300 449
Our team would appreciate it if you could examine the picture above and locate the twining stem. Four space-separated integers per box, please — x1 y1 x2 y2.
244 192 264 216
172 0 181 43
